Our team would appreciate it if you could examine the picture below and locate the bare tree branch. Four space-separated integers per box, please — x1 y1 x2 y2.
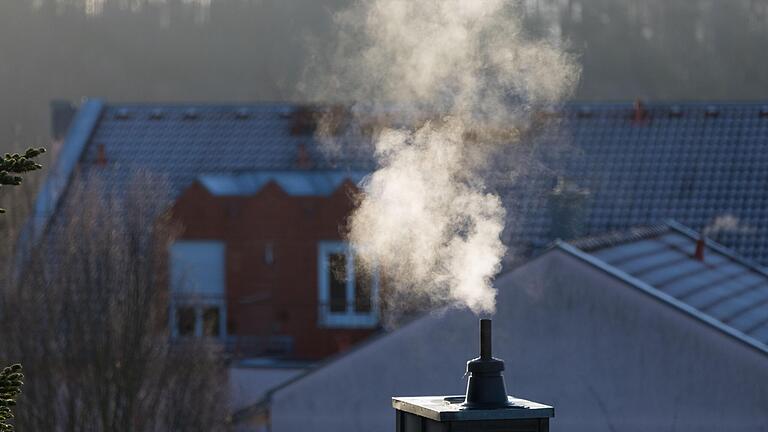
0 171 228 431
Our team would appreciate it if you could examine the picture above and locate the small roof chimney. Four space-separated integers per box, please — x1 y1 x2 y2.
290 106 317 135
96 143 107 167
633 99 648 123
295 143 314 169
694 235 706 261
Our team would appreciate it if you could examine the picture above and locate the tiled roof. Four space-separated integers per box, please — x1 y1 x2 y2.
508 102 768 267
83 102 374 194
32 100 768 268
560 220 768 353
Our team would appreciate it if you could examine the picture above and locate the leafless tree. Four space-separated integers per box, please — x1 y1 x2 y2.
0 172 229 431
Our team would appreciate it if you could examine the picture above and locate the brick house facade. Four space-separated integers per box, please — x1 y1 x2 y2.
169 171 379 360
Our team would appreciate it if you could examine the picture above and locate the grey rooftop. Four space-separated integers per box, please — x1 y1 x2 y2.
509 102 768 267
32 100 768 269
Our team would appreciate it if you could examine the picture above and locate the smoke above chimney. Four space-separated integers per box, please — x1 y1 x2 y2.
304 0 580 315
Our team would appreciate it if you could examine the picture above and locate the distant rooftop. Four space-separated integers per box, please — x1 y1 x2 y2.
31 100 768 268
509 101 768 267
86 102 374 194
28 100 376 240
560 220 768 353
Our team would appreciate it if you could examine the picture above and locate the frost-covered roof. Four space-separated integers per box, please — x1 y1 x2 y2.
560 220 768 354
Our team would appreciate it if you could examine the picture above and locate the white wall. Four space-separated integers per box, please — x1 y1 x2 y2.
268 249 768 432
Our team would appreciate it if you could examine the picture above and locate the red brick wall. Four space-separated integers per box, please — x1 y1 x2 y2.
170 179 377 360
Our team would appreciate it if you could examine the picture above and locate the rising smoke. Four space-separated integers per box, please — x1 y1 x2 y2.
306 0 580 314
704 214 756 236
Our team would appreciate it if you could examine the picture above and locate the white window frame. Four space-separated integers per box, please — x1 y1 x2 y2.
169 299 227 340
317 241 379 328
169 240 227 340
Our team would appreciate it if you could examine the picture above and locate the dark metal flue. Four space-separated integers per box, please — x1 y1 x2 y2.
480 318 492 359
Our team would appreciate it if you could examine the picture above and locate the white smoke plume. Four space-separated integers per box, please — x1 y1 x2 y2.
306 0 580 314
704 214 756 236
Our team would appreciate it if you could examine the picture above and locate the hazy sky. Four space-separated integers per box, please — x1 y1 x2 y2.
2 0 768 153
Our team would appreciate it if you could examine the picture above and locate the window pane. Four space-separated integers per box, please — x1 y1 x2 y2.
329 253 348 313
354 256 373 313
170 241 225 296
177 307 196 336
202 307 220 337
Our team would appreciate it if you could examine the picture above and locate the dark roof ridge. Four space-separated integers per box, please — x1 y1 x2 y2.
567 223 671 252
665 220 768 280
566 220 768 279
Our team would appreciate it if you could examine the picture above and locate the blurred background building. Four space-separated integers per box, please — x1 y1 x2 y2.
5 0 768 430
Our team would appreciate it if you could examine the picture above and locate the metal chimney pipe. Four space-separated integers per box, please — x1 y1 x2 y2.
480 319 492 359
